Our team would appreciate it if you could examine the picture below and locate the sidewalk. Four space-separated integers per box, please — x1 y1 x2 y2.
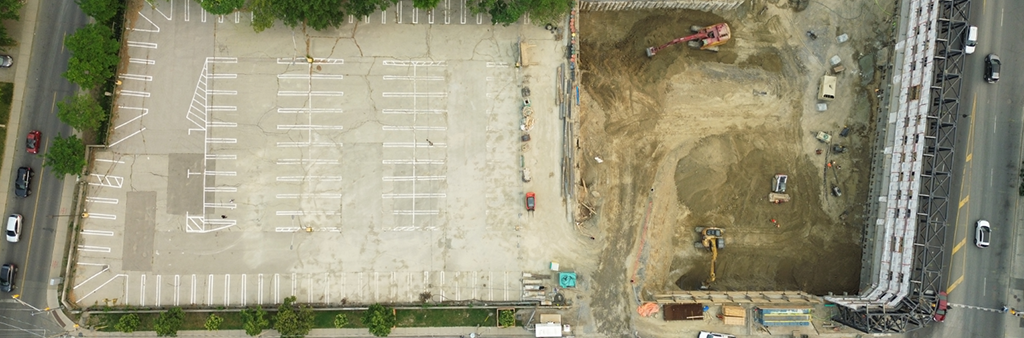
66 325 536 337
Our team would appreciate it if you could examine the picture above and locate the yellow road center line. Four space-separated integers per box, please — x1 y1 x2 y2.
952 238 966 254
948 274 965 293
959 196 969 208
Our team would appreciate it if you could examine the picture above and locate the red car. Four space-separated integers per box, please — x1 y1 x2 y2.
525 192 535 211
25 130 40 154
933 291 948 322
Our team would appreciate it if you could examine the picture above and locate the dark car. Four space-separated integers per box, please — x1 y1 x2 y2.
26 130 40 154
985 54 1000 83
934 291 948 322
0 263 15 292
14 167 31 198
525 192 535 211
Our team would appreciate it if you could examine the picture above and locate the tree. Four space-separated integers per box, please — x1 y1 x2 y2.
75 0 122 24
274 296 315 338
272 0 345 31
250 0 276 32
470 0 524 26
199 0 244 15
522 0 572 26
57 93 106 133
412 0 441 10
343 0 395 19
333 313 349 328
44 135 86 178
154 307 185 337
0 0 23 21
114 313 140 333
362 303 396 337
241 305 270 336
63 23 120 88
205 313 224 331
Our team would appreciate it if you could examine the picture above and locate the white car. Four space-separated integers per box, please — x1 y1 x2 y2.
6 214 21 243
698 332 736 338
975 220 991 248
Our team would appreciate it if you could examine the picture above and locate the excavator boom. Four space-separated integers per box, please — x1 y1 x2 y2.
646 23 731 57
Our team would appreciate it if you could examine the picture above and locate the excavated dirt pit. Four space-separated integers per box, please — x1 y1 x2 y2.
573 1 898 333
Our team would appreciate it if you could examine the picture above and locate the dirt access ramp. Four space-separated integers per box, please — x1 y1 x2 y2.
572 0 897 335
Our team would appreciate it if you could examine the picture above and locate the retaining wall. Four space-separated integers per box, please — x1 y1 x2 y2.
579 0 743 11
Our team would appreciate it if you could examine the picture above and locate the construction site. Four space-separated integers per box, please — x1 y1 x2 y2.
569 0 902 335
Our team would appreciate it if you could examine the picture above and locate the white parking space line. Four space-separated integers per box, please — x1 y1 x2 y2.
275 211 341 216
276 176 344 182
204 202 236 209
443 0 450 24
74 266 110 289
156 275 162 307
277 108 344 114
381 193 447 198
207 154 236 160
119 74 153 81
276 124 345 130
114 106 148 129
129 58 156 65
274 274 280 301
486 62 510 68
154 0 172 20
393 210 440 215
277 91 344 97
140 275 146 306
95 158 125 164
383 159 445 165
383 109 447 115
89 174 124 188
325 274 331 303
276 159 339 165
81 230 115 236
77 274 127 302
258 274 264 304
86 197 119 204
210 122 238 128
276 142 339 147
190 275 197 305
208 57 237 63
109 128 147 147
208 90 237 95
207 274 214 306
383 75 445 81
241 274 247 306
175 275 181 306
383 60 446 67
274 193 343 199
206 138 237 143
224 274 230 306
278 74 345 80
382 126 446 131
382 176 446 181
292 273 297 299
382 92 446 98
383 142 446 148
127 41 157 49
276 57 343 65
77 246 111 253
205 171 237 176
204 187 237 192
119 90 151 97
208 106 237 111
85 213 117 220
76 262 106 266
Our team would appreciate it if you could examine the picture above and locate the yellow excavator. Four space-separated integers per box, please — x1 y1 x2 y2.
695 227 724 289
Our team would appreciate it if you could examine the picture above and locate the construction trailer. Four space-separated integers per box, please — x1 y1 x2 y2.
754 307 812 327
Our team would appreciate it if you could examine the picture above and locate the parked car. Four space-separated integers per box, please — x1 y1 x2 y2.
14 167 31 198
26 130 40 154
985 54 1001 83
6 214 21 243
525 192 536 211
0 263 15 292
0 55 11 68
976 220 991 248
963 25 978 54
698 332 736 338
934 291 948 322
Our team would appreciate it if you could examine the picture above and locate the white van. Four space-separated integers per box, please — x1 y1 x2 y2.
964 26 977 54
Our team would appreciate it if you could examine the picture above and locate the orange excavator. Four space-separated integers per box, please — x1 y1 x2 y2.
645 23 732 57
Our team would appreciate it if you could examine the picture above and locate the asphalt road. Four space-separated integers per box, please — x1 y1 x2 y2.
0 0 86 337
909 0 1024 336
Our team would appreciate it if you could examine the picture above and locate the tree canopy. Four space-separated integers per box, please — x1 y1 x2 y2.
44 135 87 178
241 306 270 336
57 93 106 133
274 296 315 338
154 307 185 336
199 0 245 15
75 0 122 24
362 303 397 337
63 23 120 89
114 313 140 333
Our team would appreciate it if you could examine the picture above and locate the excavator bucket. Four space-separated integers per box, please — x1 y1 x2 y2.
645 47 656 57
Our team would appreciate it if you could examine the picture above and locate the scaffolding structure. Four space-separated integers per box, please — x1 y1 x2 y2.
825 0 970 333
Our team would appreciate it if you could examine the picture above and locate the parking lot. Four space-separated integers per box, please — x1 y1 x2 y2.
69 0 571 307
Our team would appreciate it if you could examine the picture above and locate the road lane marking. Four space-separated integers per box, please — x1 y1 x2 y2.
951 238 966 254
959 196 969 208
948 274 965 293
20 146 52 292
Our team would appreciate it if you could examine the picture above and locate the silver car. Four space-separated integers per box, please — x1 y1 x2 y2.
0 55 11 68
5 214 20 243
976 220 991 248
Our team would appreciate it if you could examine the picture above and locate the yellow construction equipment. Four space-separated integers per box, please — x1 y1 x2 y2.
695 227 724 289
